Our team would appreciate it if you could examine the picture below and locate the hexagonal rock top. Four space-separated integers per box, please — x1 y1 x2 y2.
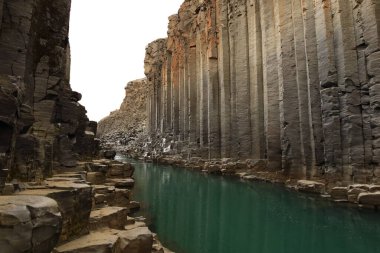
0 195 62 253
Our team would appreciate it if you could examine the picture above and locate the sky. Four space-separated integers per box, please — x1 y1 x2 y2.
69 0 184 122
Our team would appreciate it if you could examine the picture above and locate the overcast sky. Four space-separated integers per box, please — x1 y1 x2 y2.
69 0 183 122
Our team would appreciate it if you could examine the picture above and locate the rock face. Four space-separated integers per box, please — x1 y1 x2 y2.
98 79 148 152
140 0 380 184
0 0 98 192
0 195 62 253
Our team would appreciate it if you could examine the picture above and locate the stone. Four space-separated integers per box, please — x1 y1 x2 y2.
128 201 141 213
102 150 117 160
53 230 119 253
17 181 92 242
87 172 106 185
1 183 14 195
97 79 148 154
107 178 135 188
358 192 380 206
117 227 153 253
108 163 135 178
54 227 154 253
297 180 326 194
331 187 348 200
89 206 129 230
0 195 62 253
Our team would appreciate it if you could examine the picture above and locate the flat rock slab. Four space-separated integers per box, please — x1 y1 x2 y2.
297 180 325 194
107 163 134 178
0 195 61 253
17 182 92 242
90 206 129 230
54 227 153 253
53 230 119 253
107 178 135 188
86 172 106 185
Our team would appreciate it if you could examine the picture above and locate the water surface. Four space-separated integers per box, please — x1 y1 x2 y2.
117 157 380 253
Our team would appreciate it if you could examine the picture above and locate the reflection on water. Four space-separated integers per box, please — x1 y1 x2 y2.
118 157 380 253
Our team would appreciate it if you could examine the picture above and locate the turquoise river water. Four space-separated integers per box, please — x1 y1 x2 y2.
117 157 380 253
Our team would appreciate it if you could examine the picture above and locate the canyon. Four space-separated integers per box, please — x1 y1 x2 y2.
1 0 380 252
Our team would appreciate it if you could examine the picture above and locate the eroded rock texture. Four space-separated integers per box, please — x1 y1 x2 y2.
0 0 98 192
98 79 148 151
145 0 380 184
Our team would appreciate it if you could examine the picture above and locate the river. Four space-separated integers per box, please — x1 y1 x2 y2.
116 156 380 253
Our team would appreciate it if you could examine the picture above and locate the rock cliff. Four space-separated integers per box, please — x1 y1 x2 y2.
98 78 148 152
142 0 380 185
0 0 98 192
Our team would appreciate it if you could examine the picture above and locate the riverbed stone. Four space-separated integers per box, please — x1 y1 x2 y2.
358 192 380 206
0 195 62 253
297 180 326 194
331 187 348 200
107 178 135 188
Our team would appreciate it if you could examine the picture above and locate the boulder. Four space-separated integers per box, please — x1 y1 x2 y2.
102 150 117 159
297 180 326 194
107 178 135 188
358 192 380 206
89 206 129 230
0 195 62 253
117 227 153 253
87 172 106 185
18 181 92 242
331 187 348 200
108 163 135 178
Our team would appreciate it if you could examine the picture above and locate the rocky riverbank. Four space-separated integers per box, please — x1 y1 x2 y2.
0 158 172 253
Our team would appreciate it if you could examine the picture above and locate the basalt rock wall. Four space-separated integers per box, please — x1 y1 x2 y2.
145 0 380 184
0 0 97 191
98 78 148 150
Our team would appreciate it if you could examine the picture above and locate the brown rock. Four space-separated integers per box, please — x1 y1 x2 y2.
0 195 62 253
90 206 129 230
358 192 380 206
297 180 325 194
18 181 92 242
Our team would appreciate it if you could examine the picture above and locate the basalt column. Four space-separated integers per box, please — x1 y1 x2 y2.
145 0 380 183
0 0 97 188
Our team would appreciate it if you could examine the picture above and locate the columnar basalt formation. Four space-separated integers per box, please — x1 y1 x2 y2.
0 0 98 192
98 78 148 151
145 0 380 184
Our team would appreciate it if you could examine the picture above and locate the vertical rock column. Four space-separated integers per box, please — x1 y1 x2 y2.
247 0 265 161
207 0 221 159
259 0 282 170
217 0 232 158
228 0 252 159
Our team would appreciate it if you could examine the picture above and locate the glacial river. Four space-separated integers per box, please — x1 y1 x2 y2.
117 156 380 253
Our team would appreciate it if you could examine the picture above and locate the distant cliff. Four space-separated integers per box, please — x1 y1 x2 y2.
141 0 380 184
97 78 148 151
0 0 97 191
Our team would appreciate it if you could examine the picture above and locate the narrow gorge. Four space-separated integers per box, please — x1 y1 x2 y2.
1 0 380 253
